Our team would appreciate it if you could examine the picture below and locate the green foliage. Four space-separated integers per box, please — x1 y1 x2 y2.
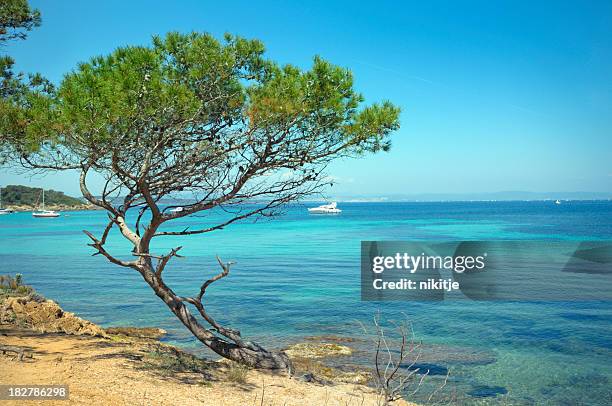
0 0 52 159
142 347 210 376
0 0 41 43
0 0 44 97
0 184 84 206
2 31 399 161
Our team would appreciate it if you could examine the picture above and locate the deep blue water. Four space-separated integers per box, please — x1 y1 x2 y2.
1 201 611 405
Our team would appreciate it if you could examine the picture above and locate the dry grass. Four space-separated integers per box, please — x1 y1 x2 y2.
140 345 211 377
225 361 250 384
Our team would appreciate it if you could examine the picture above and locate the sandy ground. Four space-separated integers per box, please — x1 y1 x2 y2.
0 325 414 406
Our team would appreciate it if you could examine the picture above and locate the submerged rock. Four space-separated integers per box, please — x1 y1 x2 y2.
106 327 167 339
334 370 371 385
467 385 508 398
285 342 352 359
291 356 371 386
403 362 448 376
416 343 497 366
1 296 106 337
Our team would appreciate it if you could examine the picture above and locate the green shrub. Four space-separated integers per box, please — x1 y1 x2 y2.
142 348 208 375
0 274 36 299
16 285 33 295
225 361 250 384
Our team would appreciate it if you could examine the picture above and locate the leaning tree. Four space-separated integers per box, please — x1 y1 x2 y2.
0 32 400 370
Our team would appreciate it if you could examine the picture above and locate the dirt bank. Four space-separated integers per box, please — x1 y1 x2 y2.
0 325 419 406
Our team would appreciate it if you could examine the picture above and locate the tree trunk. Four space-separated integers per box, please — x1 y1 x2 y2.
138 265 291 371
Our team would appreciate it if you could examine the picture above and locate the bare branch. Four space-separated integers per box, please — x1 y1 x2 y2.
155 246 184 277
82 229 137 269
198 255 233 301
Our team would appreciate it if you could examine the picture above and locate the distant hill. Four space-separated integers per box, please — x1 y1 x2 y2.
0 185 84 207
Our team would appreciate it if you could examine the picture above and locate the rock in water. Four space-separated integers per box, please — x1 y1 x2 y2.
284 342 352 359
467 385 508 398
403 362 449 376
106 327 167 339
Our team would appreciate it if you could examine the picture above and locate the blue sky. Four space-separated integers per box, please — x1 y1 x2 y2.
1 0 611 197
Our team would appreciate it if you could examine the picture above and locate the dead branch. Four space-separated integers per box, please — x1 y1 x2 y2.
0 345 33 361
361 312 446 405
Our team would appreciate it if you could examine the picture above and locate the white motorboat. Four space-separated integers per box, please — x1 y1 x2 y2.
32 189 60 218
169 206 184 213
32 210 60 218
308 202 342 214
555 200 561 205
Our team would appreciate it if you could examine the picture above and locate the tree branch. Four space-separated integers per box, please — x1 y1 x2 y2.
82 229 137 268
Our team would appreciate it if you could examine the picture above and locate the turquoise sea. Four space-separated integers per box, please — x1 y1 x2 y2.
1 201 611 405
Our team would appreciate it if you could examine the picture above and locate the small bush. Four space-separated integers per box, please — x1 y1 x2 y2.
0 274 38 301
225 361 250 384
142 347 208 376
16 285 33 295
291 357 335 379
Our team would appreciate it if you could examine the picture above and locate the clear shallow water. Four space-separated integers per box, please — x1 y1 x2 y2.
1 201 611 405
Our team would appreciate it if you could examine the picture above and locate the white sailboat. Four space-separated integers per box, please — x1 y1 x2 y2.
0 187 13 215
308 202 342 214
32 189 60 218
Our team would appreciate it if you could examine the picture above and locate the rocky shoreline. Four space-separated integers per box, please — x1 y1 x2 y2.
1 295 107 336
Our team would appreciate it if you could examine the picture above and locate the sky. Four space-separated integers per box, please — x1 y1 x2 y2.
1 0 611 197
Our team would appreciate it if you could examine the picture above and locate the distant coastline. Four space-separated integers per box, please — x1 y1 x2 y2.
3 183 612 208
0 185 93 211
3 203 102 212
319 191 612 203
331 198 612 203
